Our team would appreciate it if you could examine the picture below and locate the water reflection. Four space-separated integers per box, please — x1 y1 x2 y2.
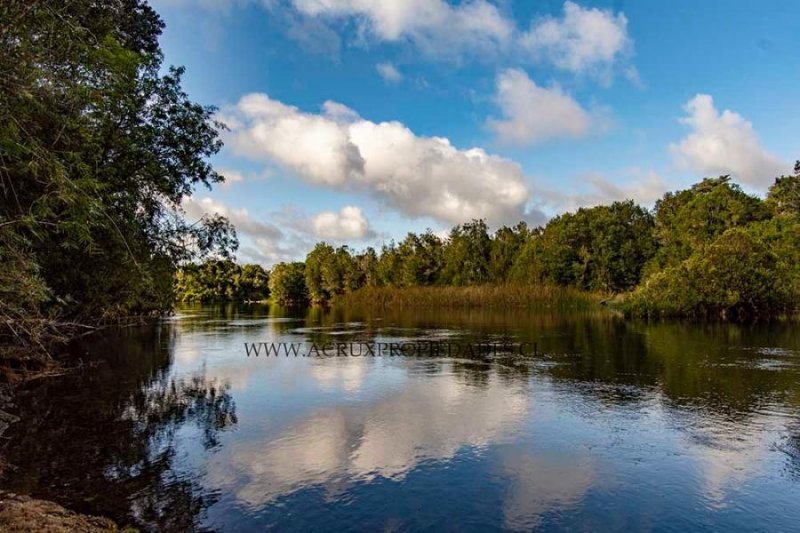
1 304 799 531
1 327 237 530
209 369 529 509
497 449 595 531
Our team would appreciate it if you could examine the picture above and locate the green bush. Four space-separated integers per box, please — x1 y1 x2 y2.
625 227 795 318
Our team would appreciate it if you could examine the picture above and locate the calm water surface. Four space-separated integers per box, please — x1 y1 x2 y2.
3 304 800 531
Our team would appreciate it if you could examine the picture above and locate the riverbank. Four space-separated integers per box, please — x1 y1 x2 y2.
327 285 800 322
0 355 123 532
0 492 120 532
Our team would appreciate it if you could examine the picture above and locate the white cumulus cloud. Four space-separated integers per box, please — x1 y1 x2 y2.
670 94 787 187
311 205 373 240
520 1 631 80
376 62 403 83
222 93 535 225
487 68 592 145
226 94 365 187
182 196 282 239
182 196 311 266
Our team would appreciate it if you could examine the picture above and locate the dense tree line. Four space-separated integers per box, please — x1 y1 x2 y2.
1 0 234 341
175 261 268 302
266 172 799 319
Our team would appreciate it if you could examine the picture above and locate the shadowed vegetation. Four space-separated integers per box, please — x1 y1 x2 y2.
175 260 269 302
1 0 235 360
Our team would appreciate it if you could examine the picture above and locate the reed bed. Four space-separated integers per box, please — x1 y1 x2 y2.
335 284 603 310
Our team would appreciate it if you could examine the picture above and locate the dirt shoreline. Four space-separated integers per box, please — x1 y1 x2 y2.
0 492 121 532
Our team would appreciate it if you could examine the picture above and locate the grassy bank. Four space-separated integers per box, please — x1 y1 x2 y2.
334 284 604 310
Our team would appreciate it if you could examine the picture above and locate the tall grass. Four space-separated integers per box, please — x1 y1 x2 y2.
335 284 603 310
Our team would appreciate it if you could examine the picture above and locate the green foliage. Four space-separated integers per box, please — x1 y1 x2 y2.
175 261 269 302
269 262 308 304
623 175 798 318
397 231 445 286
304 243 335 302
648 176 769 272
626 227 794 318
356 247 379 288
737 216 800 302
304 243 369 301
765 164 800 217
489 222 529 282
510 201 655 292
441 220 491 285
376 242 403 286
0 0 235 325
294 175 798 319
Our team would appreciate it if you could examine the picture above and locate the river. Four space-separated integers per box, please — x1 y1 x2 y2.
2 304 800 531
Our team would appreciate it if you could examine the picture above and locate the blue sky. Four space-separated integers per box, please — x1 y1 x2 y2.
152 0 800 265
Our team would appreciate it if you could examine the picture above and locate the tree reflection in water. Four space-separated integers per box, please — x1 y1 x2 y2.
0 324 237 531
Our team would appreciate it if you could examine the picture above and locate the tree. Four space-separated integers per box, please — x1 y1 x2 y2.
174 261 268 302
490 222 529 282
585 201 657 292
648 176 768 272
376 242 403 286
320 246 357 297
509 202 655 292
628 228 792 318
335 246 363 293
0 0 235 326
396 231 444 286
741 216 800 304
236 264 270 301
441 220 491 285
356 247 379 288
304 243 335 302
269 263 307 304
766 165 800 217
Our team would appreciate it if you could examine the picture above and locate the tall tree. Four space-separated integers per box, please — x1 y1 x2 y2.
490 222 529 282
765 163 800 217
510 203 655 292
356 247 379 288
397 231 444 286
269 262 307 304
0 0 235 324
304 243 335 302
441 220 491 285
